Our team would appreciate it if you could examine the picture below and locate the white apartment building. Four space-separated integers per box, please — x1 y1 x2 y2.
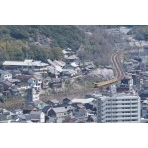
97 93 141 123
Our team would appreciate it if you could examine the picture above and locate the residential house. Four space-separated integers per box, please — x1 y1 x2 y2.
47 59 63 77
23 104 35 114
11 70 21 78
46 99 60 107
0 109 13 123
33 100 49 110
13 109 23 115
10 86 21 96
46 116 56 123
27 75 42 91
61 69 76 77
42 106 51 115
47 66 61 78
42 77 51 89
2 80 13 90
62 117 77 123
62 48 75 58
66 55 78 64
17 82 29 90
15 74 32 83
29 110 45 123
0 69 12 82
18 113 43 123
47 107 68 121
72 108 88 122
62 98 71 104
49 78 63 88
53 60 66 68
80 61 95 70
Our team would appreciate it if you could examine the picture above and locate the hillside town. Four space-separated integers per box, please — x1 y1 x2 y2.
0 26 148 123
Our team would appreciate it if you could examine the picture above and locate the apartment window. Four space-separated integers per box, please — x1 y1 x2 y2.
132 107 137 109
132 115 137 117
112 116 117 118
113 99 117 101
132 103 137 105
125 103 130 105
124 115 130 117
124 111 130 113
132 119 137 121
124 119 130 121
125 107 130 109
106 112 111 114
132 111 137 113
112 120 117 122
106 116 110 118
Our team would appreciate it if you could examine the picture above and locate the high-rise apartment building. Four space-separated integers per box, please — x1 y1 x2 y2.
97 93 141 123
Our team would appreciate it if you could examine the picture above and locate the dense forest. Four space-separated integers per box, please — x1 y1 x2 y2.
0 25 118 66
0 25 85 61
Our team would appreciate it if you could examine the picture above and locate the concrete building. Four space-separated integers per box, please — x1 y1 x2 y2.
97 93 141 123
25 87 39 104
2 59 49 72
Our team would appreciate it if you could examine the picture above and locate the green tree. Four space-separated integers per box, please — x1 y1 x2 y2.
50 47 64 60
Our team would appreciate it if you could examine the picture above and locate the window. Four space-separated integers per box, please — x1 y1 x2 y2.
106 120 111 122
132 103 137 105
132 115 137 117
112 116 117 118
113 99 117 101
132 119 137 121
124 119 130 122
132 111 137 113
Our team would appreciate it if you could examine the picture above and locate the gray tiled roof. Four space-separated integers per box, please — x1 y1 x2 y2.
50 99 59 104
52 107 67 113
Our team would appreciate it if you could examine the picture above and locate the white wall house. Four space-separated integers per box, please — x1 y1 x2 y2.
27 76 42 91
30 111 45 123
97 94 141 123
0 70 12 82
48 107 68 120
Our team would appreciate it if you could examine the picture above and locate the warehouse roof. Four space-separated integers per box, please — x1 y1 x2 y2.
71 98 95 104
3 60 49 67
